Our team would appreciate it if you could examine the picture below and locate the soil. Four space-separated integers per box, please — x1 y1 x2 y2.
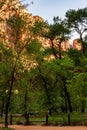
9 125 87 130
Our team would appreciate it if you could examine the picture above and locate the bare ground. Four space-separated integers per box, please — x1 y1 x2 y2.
8 125 87 130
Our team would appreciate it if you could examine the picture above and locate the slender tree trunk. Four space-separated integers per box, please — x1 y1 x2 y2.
10 114 12 125
67 91 72 113
45 114 48 125
24 89 29 125
59 42 62 59
51 40 58 58
49 109 52 116
80 34 85 54
1 98 4 118
81 100 85 113
5 66 15 128
5 85 13 127
64 80 72 113
82 41 85 54
64 84 68 112
68 113 70 125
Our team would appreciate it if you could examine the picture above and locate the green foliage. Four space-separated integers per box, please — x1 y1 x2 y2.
7 15 23 30
46 18 70 41
0 128 14 130
32 21 48 37
66 7 87 53
1 3 87 126
26 40 41 54
68 48 83 66
65 7 87 28
7 15 24 45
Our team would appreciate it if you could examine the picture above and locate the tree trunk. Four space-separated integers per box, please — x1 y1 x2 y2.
5 66 15 128
1 98 4 118
82 41 85 54
49 109 52 116
65 93 68 113
51 40 58 58
24 89 29 125
25 114 29 125
68 113 70 125
10 114 12 125
81 101 85 113
45 114 48 125
59 42 62 59
5 85 13 127
67 92 72 113
64 80 72 113
80 35 85 54
5 88 12 128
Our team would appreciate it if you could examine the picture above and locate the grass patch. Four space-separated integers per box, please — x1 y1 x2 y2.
0 128 14 130
1 112 87 126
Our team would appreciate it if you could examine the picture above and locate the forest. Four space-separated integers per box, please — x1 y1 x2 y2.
0 0 87 128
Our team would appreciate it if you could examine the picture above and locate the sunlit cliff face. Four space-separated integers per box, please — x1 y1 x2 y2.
0 0 34 46
73 39 82 50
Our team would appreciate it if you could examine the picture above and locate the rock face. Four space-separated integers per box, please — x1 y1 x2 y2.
73 39 82 50
0 0 34 45
0 0 42 45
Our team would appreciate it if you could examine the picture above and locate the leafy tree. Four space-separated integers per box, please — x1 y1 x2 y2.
0 5 33 127
67 47 87 113
65 7 87 54
31 16 73 125
29 60 60 124
59 57 74 113
28 52 74 125
67 72 87 113
26 39 60 124
68 48 83 66
32 17 70 59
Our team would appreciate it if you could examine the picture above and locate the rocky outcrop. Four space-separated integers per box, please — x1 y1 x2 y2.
0 0 44 45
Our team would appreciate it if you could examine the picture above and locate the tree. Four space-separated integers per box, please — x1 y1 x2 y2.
65 7 87 54
32 17 70 59
67 72 87 113
31 16 73 125
29 60 61 124
26 38 61 124
67 47 87 113
68 48 83 66
0 4 33 127
28 51 74 125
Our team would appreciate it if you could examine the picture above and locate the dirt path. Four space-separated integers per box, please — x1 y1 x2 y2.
9 125 87 130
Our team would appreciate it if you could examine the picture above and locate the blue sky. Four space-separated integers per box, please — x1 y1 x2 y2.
23 0 87 24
